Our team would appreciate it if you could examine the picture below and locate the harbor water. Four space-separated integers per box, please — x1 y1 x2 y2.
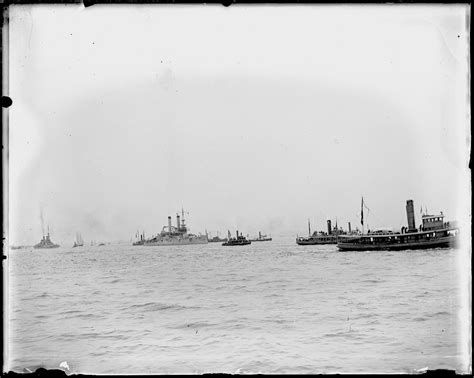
6 237 469 374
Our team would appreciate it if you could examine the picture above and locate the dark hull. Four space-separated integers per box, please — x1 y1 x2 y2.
296 238 337 245
222 240 251 246
250 238 272 242
33 244 59 249
337 236 458 251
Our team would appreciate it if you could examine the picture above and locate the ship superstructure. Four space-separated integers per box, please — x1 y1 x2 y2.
337 199 459 251
34 227 60 249
143 209 208 246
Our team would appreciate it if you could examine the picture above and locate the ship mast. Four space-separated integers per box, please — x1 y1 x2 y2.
308 218 311 236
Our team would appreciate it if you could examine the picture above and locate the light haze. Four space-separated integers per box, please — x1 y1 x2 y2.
7 4 470 245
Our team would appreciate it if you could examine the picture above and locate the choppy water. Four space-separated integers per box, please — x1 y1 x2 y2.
6 237 470 374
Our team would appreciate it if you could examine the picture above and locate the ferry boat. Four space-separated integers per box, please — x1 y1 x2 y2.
222 230 251 246
337 199 459 251
296 219 347 245
250 231 272 242
34 227 60 249
143 210 208 246
73 233 84 248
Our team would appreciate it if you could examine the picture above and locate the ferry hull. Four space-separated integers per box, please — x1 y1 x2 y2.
337 236 458 251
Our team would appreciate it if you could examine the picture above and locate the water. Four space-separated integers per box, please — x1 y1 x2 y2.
6 237 469 374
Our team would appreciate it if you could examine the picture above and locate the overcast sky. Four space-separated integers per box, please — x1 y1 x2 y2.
7 4 470 244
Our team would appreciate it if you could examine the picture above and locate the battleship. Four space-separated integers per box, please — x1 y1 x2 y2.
34 228 60 249
222 230 251 246
143 210 208 246
337 199 459 251
250 231 272 242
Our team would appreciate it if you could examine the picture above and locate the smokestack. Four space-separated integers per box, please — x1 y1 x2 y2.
168 216 172 232
236 230 239 239
177 214 180 230
348 222 351 233
259 231 261 239
327 220 332 235
406 200 416 232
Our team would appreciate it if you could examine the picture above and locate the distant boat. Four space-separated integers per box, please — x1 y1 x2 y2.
34 227 60 249
98 243 105 246
337 198 459 251
296 219 344 245
73 233 84 248
222 230 251 246
207 231 227 243
133 230 146 246
250 231 272 242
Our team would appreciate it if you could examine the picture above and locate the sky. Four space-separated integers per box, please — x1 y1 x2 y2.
6 4 471 245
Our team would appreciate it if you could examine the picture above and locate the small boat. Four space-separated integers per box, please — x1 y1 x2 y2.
133 230 146 246
250 231 272 242
337 198 459 251
73 232 84 248
98 243 105 246
206 231 227 243
222 230 251 246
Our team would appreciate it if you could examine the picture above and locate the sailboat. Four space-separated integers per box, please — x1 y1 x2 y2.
73 233 84 248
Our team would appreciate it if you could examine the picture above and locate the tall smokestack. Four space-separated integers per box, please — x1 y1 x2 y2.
177 214 180 230
236 230 239 239
348 222 351 233
168 216 172 232
406 200 416 232
259 231 261 239
327 220 332 235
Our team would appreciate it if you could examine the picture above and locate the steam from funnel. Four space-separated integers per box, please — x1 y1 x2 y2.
40 205 45 236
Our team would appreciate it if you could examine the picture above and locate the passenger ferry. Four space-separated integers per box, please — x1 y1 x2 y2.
337 199 459 251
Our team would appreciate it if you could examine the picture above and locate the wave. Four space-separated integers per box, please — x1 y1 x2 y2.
121 302 199 312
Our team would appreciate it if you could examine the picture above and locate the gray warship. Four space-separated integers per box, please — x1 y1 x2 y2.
34 228 60 249
143 210 208 246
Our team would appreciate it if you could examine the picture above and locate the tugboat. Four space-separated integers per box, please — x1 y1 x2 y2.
143 209 208 246
337 198 459 251
73 233 84 248
296 219 343 245
34 227 60 249
222 230 251 246
250 231 272 242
